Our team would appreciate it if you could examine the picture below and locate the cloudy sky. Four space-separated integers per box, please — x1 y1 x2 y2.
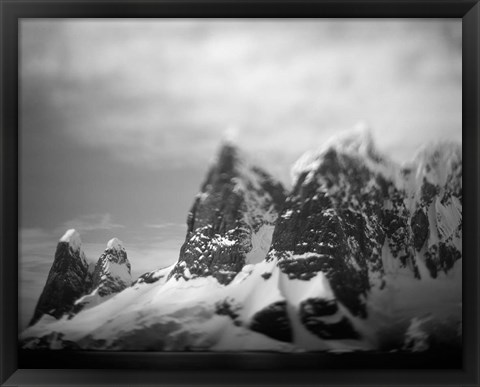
19 19 461 330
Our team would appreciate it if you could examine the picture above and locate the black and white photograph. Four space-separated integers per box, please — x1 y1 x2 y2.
18 19 462 358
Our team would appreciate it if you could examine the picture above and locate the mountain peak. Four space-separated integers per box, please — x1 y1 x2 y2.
171 140 286 285
106 237 125 252
214 141 241 176
290 125 384 185
88 239 131 298
221 125 240 144
29 229 91 325
59 229 82 252
326 123 375 155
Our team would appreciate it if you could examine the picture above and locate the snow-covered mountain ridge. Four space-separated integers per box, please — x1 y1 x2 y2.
20 130 462 352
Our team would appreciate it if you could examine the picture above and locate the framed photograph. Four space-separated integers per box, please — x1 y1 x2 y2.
1 1 479 386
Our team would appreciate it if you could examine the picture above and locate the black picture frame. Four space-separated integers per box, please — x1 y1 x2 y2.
1 1 479 386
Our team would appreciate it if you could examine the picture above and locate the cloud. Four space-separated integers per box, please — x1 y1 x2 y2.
126 239 182 279
59 213 124 233
144 222 185 230
145 222 187 236
21 19 462 184
19 228 57 270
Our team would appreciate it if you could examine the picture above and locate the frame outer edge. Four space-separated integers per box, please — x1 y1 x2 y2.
462 1 480 385
1 2 20 386
2 1 480 386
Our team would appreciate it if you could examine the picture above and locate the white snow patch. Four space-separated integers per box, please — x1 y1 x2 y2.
281 210 293 219
107 237 125 252
103 261 131 285
435 196 462 241
214 236 236 247
59 229 82 252
245 224 275 264
197 192 210 202
411 141 461 187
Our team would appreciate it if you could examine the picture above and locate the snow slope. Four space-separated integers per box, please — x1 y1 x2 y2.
70 238 132 315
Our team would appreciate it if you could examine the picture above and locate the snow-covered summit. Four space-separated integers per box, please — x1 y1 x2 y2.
407 141 462 187
29 229 91 326
64 238 132 317
59 229 82 252
106 237 125 252
290 125 388 185
75 238 132 306
323 123 377 157
290 126 462 193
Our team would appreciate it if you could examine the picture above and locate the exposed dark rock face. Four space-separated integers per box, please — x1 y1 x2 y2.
133 271 162 285
268 145 387 318
22 332 81 350
29 230 91 326
90 239 132 297
299 298 360 340
408 147 462 278
424 242 462 279
249 301 292 343
268 135 462 323
169 143 286 284
411 209 429 251
301 298 339 317
215 298 242 326
132 266 171 286
70 239 132 316
382 183 415 274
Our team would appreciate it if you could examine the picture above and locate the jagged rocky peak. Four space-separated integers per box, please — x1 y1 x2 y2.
29 229 92 326
267 128 462 338
169 141 287 284
68 238 132 317
106 237 126 252
90 238 132 297
199 141 286 215
290 125 390 187
214 141 238 177
320 123 382 162
59 228 83 254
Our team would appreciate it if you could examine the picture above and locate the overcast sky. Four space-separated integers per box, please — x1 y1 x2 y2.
19 19 461 330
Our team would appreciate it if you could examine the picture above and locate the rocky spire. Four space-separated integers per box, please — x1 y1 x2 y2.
29 229 91 326
169 142 286 284
90 238 132 297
